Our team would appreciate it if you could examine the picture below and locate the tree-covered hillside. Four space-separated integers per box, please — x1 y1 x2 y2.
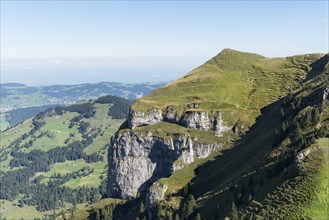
0 96 130 219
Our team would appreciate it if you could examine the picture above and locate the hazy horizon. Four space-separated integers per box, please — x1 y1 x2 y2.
1 1 328 85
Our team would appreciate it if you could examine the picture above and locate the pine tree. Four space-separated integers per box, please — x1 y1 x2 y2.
96 210 101 220
71 212 76 220
311 107 320 125
230 202 239 220
293 121 302 141
280 107 285 120
248 193 252 202
182 185 189 196
195 213 201 220
167 210 173 220
19 199 24 207
183 194 197 218
157 204 163 219
108 205 113 220
295 97 302 109
139 201 145 215
281 122 286 133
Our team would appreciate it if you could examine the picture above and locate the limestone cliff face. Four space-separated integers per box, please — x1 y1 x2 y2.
107 129 222 199
128 107 230 136
128 109 163 129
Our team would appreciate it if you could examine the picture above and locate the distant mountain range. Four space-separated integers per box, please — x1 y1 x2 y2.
0 81 166 110
0 81 166 131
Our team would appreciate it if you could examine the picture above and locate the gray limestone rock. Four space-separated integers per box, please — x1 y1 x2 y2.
129 109 163 129
107 130 222 199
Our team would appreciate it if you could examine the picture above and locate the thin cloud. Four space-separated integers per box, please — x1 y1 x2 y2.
273 19 328 25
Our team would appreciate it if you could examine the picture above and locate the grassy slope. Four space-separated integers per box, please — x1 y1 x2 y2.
0 118 33 148
0 119 34 172
132 49 323 127
246 140 329 219
70 198 124 220
135 50 328 219
22 112 81 153
304 138 329 219
0 102 124 219
132 121 233 145
0 199 48 219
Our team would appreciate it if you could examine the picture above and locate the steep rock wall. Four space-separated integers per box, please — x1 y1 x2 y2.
107 130 222 199
128 108 230 136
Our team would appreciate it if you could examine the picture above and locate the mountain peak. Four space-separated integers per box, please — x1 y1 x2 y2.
214 48 266 61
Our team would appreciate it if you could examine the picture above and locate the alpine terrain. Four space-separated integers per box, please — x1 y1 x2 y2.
102 49 328 219
0 49 328 220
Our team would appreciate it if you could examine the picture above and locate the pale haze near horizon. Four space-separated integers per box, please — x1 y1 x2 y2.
1 1 328 85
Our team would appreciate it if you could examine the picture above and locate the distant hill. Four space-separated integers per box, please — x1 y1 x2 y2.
0 81 165 131
3 105 59 128
0 83 27 87
0 81 166 109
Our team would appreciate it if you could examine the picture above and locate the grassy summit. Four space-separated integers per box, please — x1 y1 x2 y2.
132 49 323 127
109 50 328 219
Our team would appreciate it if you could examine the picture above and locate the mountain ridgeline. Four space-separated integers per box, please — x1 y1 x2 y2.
103 49 329 219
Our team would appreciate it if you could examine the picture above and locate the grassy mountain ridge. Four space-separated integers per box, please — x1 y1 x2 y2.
146 51 329 219
92 49 328 220
132 49 324 129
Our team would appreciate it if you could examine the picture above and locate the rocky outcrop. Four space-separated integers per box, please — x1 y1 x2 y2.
145 182 168 209
181 111 229 136
108 105 229 199
295 149 312 164
129 107 230 136
181 111 211 130
145 182 168 219
295 147 321 165
128 109 163 129
163 105 181 123
323 87 329 101
107 130 222 199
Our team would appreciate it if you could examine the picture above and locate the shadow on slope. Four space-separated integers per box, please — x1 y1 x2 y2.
190 96 284 218
305 54 329 81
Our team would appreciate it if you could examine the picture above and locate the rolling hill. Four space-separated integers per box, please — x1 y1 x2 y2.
0 96 129 219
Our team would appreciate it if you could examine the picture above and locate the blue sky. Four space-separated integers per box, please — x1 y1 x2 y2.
1 1 328 85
